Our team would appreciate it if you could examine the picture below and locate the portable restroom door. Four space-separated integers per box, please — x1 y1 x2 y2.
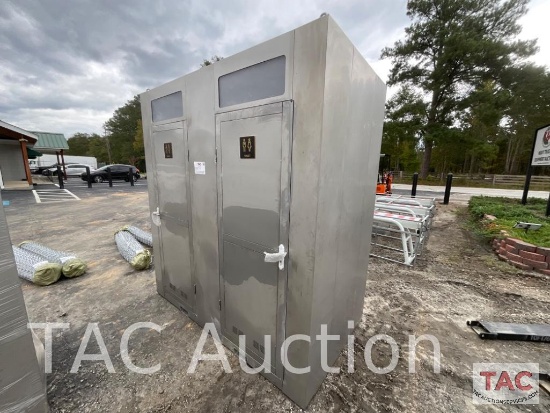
216 101 292 381
151 121 195 315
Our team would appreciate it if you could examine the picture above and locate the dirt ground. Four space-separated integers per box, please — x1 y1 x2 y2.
4 190 549 412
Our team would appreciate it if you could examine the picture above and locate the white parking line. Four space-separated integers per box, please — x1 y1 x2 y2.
64 189 80 200
32 190 41 204
32 189 81 204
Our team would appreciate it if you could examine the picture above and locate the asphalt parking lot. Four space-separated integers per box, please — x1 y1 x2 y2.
52 175 148 196
1 177 148 207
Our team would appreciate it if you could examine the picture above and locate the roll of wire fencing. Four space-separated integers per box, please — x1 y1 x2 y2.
120 225 153 247
19 241 87 278
114 230 152 270
12 246 62 286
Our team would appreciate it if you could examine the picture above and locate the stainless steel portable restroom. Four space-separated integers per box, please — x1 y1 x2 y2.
140 15 386 408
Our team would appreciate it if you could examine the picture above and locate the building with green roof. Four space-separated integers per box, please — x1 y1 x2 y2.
30 131 69 153
0 120 39 189
0 124 71 189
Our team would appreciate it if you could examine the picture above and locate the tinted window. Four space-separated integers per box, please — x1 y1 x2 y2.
151 91 183 122
218 55 286 108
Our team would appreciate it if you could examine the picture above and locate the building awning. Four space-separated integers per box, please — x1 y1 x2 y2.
0 120 38 144
30 131 69 152
27 147 43 159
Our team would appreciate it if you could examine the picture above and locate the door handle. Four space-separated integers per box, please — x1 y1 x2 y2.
151 207 161 227
264 244 287 270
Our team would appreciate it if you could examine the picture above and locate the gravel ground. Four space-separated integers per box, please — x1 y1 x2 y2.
4 190 549 412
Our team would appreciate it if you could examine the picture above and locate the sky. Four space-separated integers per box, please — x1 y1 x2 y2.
0 0 548 138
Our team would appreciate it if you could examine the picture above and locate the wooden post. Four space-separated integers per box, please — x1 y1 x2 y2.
60 149 67 180
19 139 33 186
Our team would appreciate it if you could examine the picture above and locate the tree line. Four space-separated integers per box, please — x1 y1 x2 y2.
66 95 145 170
382 0 550 178
68 2 549 179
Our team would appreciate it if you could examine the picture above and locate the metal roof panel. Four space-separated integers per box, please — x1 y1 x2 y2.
30 131 69 150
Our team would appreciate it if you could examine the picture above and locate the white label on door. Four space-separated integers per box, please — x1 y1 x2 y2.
194 161 206 175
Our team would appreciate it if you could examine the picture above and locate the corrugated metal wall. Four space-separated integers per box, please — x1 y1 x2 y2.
0 142 26 181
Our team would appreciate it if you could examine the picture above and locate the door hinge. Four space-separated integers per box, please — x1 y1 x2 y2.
194 284 197 294
215 148 218 163
219 300 222 311
188 150 190 161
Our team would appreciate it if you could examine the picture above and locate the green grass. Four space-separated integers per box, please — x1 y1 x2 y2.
468 196 550 246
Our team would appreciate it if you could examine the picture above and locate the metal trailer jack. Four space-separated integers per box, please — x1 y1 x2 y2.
467 320 550 342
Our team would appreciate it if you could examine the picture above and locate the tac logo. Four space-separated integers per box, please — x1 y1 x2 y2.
543 127 550 147
473 363 539 405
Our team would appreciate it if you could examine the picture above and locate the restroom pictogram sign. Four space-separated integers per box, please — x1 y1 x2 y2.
240 136 255 159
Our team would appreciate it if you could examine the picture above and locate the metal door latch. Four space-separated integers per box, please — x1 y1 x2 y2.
152 207 161 227
264 244 287 270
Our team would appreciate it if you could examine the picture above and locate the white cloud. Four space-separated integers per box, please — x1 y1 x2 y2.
0 0 546 138
518 0 550 68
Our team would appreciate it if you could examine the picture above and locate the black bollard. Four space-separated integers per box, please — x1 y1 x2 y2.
56 165 64 189
546 193 550 217
411 172 418 197
443 173 453 205
107 167 113 187
129 167 134 186
85 166 92 188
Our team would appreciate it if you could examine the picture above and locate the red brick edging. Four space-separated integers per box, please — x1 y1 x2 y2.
492 237 550 275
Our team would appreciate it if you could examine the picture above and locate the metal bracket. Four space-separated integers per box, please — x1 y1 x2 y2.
541 373 550 395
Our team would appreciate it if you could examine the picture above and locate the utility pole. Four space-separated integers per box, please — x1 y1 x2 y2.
103 125 113 164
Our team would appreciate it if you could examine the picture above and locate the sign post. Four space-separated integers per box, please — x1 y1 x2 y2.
522 124 550 205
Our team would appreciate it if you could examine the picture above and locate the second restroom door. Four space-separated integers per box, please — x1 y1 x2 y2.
217 101 292 381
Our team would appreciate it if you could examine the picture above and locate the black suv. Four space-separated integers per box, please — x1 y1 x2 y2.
80 164 140 183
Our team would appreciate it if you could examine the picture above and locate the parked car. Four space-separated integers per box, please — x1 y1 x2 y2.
44 164 95 176
38 163 77 175
80 164 140 183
